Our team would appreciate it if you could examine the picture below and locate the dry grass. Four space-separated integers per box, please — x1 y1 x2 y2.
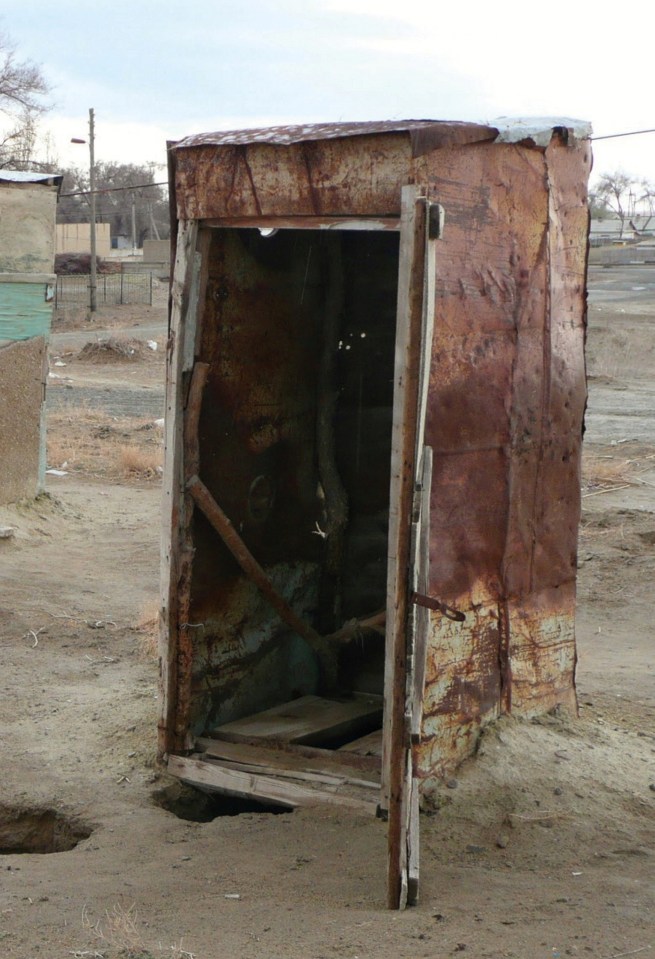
135 598 160 661
119 444 163 478
581 445 655 497
78 337 148 363
46 407 163 482
581 451 633 493
79 901 196 958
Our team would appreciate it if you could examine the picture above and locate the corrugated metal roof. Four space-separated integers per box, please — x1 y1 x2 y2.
171 117 591 155
0 170 64 190
174 120 462 147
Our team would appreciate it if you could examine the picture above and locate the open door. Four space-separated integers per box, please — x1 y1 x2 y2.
382 184 439 909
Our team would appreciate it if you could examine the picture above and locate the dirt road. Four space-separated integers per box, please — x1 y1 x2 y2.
0 270 652 958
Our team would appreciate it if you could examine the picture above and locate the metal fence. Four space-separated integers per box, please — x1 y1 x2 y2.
54 272 153 307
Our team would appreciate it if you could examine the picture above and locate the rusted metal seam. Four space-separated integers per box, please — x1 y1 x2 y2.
531 158 555 596
300 143 320 216
241 146 263 216
497 598 511 713
226 147 240 216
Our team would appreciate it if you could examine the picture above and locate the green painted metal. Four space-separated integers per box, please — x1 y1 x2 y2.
0 280 54 341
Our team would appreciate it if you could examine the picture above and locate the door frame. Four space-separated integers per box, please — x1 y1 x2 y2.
160 191 439 909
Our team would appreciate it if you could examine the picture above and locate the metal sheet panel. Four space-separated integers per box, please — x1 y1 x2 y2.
416 134 590 778
173 134 417 220
0 280 54 341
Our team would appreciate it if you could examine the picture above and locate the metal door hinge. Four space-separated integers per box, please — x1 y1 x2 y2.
428 203 445 240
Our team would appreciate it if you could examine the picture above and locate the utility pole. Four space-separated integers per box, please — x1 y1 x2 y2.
131 193 137 253
88 108 97 313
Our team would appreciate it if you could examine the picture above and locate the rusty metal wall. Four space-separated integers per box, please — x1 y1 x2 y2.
173 133 418 220
415 136 590 782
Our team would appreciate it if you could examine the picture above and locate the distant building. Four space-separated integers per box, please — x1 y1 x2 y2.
590 214 654 246
0 171 62 504
55 222 111 257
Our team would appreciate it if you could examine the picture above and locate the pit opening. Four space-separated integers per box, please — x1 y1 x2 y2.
152 782 292 821
0 804 93 855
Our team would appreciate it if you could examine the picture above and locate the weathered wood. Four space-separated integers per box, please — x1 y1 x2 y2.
200 216 400 231
214 694 383 746
203 732 381 774
406 774 420 906
187 474 326 653
194 755 378 792
410 446 433 740
183 361 209 480
382 185 430 909
339 729 383 757
168 754 378 814
196 737 381 785
323 609 386 644
159 219 198 758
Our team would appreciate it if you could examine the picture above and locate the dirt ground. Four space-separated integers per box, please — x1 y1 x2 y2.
0 268 653 958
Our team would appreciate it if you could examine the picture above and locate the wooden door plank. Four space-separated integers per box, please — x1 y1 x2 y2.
406 775 420 906
410 446 433 740
168 755 379 814
382 185 430 909
196 737 381 786
159 219 199 758
214 694 383 746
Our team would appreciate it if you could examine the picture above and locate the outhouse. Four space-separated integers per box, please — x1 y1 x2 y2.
0 171 62 505
159 119 591 907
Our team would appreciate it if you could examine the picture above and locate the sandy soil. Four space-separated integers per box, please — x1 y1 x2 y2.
0 268 653 959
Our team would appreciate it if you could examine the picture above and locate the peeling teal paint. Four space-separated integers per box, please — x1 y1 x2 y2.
0 281 53 341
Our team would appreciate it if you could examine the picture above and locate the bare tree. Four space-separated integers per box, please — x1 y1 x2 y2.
592 172 636 238
58 161 170 243
0 32 50 169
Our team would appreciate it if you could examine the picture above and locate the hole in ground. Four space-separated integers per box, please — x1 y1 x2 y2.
152 782 292 821
0 804 93 855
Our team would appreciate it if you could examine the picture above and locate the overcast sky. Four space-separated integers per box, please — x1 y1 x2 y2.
3 0 655 184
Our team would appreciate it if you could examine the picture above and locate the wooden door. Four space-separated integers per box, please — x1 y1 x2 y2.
382 184 439 909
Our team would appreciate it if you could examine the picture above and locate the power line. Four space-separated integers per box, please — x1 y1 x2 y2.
56 127 654 195
591 127 655 141
60 180 168 197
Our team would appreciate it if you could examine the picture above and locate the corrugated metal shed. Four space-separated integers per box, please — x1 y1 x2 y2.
160 117 591 908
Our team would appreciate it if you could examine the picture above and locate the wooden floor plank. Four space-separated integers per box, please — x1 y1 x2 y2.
200 734 382 775
168 755 378 814
213 694 383 746
196 737 381 786
339 729 383 757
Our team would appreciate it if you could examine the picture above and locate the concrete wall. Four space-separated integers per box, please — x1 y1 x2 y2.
0 181 58 504
55 222 111 257
142 239 170 262
0 186 58 273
